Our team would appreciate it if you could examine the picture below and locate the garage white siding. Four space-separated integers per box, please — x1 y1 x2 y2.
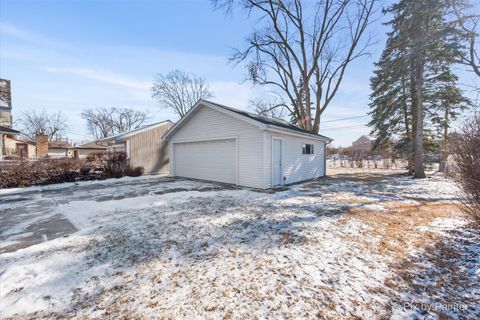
264 132 326 186
170 106 265 188
173 139 236 184
48 148 69 158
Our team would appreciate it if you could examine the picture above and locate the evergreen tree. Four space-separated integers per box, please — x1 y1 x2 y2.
428 71 470 171
369 0 467 177
369 38 414 173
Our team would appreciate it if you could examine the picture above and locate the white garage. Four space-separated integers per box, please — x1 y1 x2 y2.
164 100 333 189
173 138 237 184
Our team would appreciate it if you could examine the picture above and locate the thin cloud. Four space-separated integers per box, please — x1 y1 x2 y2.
0 22 64 48
44 67 151 91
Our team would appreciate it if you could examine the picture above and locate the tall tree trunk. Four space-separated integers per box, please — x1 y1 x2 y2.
402 74 414 175
409 62 417 176
439 107 449 172
414 58 426 178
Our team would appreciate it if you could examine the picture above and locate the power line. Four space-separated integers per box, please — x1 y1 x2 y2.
322 115 369 123
320 124 368 131
65 130 92 139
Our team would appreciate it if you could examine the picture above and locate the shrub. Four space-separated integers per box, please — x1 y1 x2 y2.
354 157 364 168
0 152 145 189
0 158 85 188
102 152 128 178
80 166 91 176
127 166 144 177
452 112 480 221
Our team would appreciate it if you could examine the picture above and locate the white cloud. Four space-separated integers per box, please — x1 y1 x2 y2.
0 22 64 49
44 67 151 91
2 22 373 147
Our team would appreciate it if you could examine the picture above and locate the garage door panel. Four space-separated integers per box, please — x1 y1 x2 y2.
174 139 236 184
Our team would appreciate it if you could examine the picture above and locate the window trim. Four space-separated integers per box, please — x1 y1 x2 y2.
302 143 314 155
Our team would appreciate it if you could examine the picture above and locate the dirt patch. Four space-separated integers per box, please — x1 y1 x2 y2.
339 201 463 260
336 200 478 318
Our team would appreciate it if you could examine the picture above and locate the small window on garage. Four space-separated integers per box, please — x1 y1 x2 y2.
302 143 314 154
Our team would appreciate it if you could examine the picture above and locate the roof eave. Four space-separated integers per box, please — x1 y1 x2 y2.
164 100 271 140
266 125 333 142
98 120 174 143
163 99 335 142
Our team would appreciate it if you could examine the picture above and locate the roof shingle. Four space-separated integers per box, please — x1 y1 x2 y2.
0 125 20 134
205 100 333 141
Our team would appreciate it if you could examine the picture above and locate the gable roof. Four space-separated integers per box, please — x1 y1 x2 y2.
48 140 73 149
0 125 20 134
164 100 333 142
353 135 373 143
10 138 35 145
76 141 107 149
97 120 173 143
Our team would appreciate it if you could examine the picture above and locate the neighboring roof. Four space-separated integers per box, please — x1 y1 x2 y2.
0 125 19 134
164 100 333 142
9 138 35 145
97 120 174 143
353 135 374 143
76 141 107 149
359 135 373 140
48 141 73 149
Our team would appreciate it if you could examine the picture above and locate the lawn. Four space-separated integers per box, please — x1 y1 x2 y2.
0 170 478 319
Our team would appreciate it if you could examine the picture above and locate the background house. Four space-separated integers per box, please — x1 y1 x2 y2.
0 79 13 128
3 135 36 160
0 79 31 160
0 126 20 160
74 141 107 159
351 135 374 153
164 100 332 189
98 120 172 174
47 140 74 158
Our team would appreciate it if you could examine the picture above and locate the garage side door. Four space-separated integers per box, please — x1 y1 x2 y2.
173 139 237 184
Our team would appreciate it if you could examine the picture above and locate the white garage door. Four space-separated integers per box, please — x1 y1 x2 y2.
173 139 237 184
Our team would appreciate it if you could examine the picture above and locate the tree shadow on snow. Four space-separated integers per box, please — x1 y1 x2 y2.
5 172 467 318
385 221 480 319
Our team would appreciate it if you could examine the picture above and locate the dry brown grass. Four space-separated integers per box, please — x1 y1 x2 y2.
338 201 463 260
336 197 478 318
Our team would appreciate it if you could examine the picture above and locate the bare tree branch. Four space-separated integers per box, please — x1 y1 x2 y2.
451 2 480 78
18 109 69 141
151 70 213 118
214 0 378 132
249 95 290 119
81 107 148 140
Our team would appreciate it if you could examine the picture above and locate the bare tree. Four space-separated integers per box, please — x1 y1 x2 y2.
452 112 480 220
114 108 149 133
250 95 288 119
81 107 114 140
452 2 480 78
81 107 148 140
212 0 377 132
151 70 213 118
19 109 69 141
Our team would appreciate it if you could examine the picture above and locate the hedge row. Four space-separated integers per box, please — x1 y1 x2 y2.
0 152 144 188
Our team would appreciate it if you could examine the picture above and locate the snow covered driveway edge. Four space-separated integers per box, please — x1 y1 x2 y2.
1 173 477 319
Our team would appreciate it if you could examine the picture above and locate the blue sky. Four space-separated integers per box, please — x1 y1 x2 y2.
0 0 476 146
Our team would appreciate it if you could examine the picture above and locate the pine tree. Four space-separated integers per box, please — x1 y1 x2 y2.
369 0 466 177
428 70 470 172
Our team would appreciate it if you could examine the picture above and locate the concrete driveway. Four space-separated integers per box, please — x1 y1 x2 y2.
0 176 236 254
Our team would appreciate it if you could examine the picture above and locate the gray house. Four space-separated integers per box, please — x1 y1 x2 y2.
164 100 333 189
98 120 173 174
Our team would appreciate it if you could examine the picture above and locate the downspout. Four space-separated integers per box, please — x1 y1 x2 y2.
0 134 4 161
324 140 333 177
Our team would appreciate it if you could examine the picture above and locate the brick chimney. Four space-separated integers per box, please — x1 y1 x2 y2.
36 134 49 158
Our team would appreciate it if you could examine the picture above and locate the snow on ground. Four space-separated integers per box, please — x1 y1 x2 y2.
0 172 478 319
